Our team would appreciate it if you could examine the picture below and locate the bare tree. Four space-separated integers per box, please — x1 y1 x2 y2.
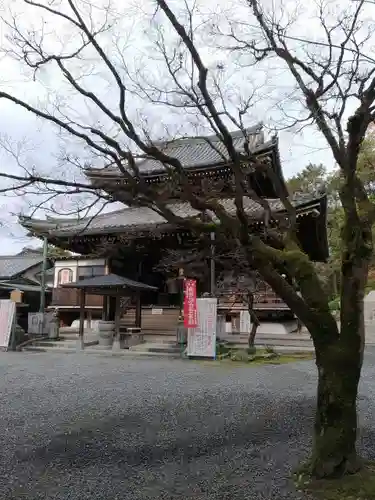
155 240 263 348
211 0 375 477
215 268 262 348
0 0 374 479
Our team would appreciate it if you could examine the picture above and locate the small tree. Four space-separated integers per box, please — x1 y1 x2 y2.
216 269 262 348
156 241 263 347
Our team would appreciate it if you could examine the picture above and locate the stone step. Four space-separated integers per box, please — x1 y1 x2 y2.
22 345 180 358
22 346 47 353
227 343 314 353
222 335 311 346
257 338 312 348
26 339 98 350
130 342 181 354
60 333 98 341
222 332 311 341
142 334 177 343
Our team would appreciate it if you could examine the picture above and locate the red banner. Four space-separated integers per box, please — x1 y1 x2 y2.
183 279 198 328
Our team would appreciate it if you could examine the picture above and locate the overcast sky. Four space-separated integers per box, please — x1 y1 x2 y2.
0 0 371 254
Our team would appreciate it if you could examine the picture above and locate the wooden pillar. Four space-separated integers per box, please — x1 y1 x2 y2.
136 262 142 329
87 310 92 329
108 296 116 321
113 295 121 350
135 291 141 328
102 296 108 321
78 288 86 350
102 259 110 321
210 231 215 297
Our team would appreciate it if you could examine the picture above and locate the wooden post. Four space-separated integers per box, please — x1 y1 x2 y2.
135 291 141 328
210 231 215 297
102 296 108 321
113 295 121 350
78 288 86 350
39 236 48 313
87 310 92 329
108 296 116 321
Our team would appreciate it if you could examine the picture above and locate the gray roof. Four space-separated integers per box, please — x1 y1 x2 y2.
35 267 54 277
63 273 157 292
87 124 271 177
0 255 44 279
19 193 324 239
0 281 52 293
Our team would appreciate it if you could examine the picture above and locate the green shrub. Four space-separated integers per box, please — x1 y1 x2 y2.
263 352 278 359
247 346 257 355
231 350 249 362
264 345 277 355
216 341 230 355
328 296 340 312
365 278 375 295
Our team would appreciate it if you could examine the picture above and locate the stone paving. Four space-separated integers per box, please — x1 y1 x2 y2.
0 349 374 499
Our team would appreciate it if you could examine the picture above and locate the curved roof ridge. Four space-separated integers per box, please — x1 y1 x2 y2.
20 205 135 228
151 123 264 148
85 123 269 178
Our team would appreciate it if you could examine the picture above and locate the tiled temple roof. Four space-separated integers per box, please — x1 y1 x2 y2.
19 193 325 238
86 124 271 178
17 125 329 261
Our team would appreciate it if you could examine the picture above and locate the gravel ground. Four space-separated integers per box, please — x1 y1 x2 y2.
0 350 375 500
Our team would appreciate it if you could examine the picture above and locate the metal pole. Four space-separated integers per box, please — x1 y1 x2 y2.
210 232 215 296
39 236 48 313
78 289 86 350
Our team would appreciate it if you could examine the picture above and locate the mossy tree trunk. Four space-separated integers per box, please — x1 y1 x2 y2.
311 343 362 478
310 258 367 478
310 184 372 478
246 199 371 479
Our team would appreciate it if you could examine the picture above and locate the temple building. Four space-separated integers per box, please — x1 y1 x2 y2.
19 124 328 335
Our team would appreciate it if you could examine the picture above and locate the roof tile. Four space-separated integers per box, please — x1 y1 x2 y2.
88 125 266 177
35 193 322 238
0 255 43 279
63 273 157 291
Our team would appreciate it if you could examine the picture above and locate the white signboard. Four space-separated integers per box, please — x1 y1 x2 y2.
240 310 251 334
216 314 226 338
364 291 375 322
0 300 16 349
28 312 54 335
151 308 163 315
187 298 217 358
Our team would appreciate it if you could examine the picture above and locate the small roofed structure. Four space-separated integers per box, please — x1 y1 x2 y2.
62 273 157 350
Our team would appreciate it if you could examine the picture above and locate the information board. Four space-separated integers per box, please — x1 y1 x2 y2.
28 312 54 335
187 298 217 358
0 300 16 349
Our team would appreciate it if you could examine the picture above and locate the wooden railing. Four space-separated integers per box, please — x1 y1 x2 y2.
51 287 103 308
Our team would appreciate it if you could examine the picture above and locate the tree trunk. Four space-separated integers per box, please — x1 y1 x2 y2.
311 343 362 478
247 292 260 348
248 322 259 348
311 253 367 478
310 177 372 478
